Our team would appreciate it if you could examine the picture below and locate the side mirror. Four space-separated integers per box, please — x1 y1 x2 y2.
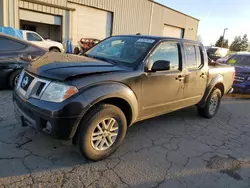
151 60 171 72
20 55 32 62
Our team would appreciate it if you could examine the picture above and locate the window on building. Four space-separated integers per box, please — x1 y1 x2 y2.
150 42 180 71
0 37 27 51
27 33 43 41
184 44 203 69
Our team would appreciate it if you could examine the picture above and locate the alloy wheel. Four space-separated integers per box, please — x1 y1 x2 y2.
14 74 20 86
209 94 219 115
91 118 119 151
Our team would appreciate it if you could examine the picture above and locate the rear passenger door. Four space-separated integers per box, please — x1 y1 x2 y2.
183 43 207 105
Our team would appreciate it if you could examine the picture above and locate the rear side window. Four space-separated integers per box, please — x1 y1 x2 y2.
0 37 27 51
184 44 203 69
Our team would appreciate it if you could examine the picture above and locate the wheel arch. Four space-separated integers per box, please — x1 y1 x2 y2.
71 83 139 142
198 74 225 107
49 46 61 52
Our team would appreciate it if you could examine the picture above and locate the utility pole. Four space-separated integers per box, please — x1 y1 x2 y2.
221 28 228 48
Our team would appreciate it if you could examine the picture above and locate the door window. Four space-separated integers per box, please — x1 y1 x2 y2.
184 44 203 69
0 37 27 51
150 42 180 71
27 33 43 41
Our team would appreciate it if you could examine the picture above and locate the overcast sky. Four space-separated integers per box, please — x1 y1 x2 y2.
156 0 250 45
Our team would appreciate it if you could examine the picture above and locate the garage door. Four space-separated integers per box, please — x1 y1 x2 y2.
19 9 62 26
69 3 112 45
163 25 184 38
19 9 62 42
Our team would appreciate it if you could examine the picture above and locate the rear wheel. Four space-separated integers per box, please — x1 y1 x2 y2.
198 88 222 118
78 104 127 161
9 70 21 89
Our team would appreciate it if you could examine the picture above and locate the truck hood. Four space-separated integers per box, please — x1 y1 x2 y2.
26 52 126 81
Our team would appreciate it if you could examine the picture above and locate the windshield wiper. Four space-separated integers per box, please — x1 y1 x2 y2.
90 55 117 65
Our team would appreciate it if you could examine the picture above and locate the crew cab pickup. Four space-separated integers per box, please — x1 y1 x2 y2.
22 30 64 53
13 35 235 161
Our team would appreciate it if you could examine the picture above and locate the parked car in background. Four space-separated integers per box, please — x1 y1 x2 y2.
216 53 235 64
207 47 229 61
226 52 250 94
0 33 47 89
22 30 64 52
0 27 64 53
74 38 100 55
13 35 235 161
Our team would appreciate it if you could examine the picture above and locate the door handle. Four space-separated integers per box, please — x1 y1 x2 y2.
176 75 185 81
200 73 206 78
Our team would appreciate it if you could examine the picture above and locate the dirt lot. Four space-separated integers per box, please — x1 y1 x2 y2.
0 90 250 188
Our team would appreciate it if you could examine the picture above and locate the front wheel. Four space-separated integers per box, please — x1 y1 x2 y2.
78 104 127 161
197 88 222 118
50 48 60 52
9 70 21 89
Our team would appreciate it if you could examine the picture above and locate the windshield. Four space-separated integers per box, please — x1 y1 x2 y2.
85 36 156 67
227 54 250 67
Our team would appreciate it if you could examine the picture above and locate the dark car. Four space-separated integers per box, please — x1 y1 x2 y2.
227 52 250 94
0 33 47 89
13 35 235 161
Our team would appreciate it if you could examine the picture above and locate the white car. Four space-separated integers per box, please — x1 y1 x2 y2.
22 30 64 53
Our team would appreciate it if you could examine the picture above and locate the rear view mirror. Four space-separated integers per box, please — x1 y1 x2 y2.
151 60 171 72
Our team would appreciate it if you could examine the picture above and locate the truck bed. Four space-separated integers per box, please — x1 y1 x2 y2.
208 62 235 94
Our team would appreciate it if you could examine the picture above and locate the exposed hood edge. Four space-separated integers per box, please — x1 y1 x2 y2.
65 70 122 81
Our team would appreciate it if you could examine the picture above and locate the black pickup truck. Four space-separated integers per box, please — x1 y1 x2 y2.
13 35 235 161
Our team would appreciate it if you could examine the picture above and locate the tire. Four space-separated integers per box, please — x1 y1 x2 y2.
8 70 21 89
78 104 127 161
50 48 60 52
74 47 80 55
197 88 222 119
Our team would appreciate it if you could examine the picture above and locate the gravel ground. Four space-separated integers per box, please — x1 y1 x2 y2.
0 90 250 188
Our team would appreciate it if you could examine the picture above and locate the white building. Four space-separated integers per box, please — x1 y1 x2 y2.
0 0 199 45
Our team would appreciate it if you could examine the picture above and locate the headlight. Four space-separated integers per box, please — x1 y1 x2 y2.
41 82 78 102
247 77 250 81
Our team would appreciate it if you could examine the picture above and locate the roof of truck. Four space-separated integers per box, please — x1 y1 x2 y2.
114 35 202 45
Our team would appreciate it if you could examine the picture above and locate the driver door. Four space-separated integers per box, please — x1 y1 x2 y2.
140 41 185 119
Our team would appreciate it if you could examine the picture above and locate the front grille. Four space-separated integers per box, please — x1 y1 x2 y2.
20 72 34 91
235 76 245 83
16 71 51 99
35 82 46 96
